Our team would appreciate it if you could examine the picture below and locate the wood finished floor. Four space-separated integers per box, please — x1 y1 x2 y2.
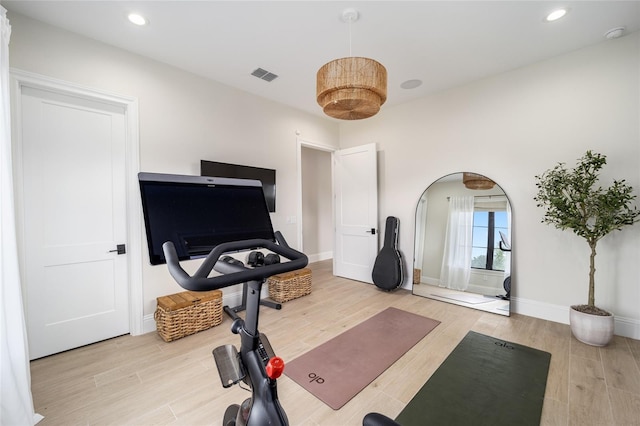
31 260 640 425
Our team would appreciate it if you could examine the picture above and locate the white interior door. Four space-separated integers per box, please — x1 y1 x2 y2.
20 86 130 359
333 143 378 283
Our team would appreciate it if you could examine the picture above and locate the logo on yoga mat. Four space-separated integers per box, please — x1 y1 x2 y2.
308 373 325 384
494 340 515 350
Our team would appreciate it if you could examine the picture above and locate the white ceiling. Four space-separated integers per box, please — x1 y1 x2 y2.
4 1 639 119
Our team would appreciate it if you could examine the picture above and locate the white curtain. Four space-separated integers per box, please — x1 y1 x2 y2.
439 196 474 291
0 7 41 425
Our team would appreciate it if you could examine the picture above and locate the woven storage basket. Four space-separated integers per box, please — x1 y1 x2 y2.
413 268 421 285
154 290 223 342
268 268 312 303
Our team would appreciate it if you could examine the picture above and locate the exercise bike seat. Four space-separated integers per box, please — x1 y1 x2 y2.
363 413 402 426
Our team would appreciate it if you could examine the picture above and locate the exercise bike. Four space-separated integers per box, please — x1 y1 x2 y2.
162 232 307 426
138 172 308 426
165 237 393 426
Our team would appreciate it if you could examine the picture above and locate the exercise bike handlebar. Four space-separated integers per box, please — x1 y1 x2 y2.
162 232 308 292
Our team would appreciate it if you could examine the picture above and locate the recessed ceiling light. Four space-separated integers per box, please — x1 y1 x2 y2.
401 79 422 90
545 8 568 22
128 13 147 26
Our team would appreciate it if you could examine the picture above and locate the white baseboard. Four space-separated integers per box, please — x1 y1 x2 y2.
511 297 568 324
307 251 332 264
512 297 640 340
421 275 439 286
611 315 640 340
143 314 157 334
142 287 639 341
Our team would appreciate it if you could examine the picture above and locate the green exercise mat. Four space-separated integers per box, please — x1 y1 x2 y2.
395 331 551 426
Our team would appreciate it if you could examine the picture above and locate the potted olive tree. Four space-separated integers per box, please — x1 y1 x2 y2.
534 151 639 346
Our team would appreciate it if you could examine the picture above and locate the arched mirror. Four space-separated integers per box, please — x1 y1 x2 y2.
413 172 511 316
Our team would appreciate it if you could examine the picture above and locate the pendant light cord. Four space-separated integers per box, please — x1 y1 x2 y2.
348 16 352 57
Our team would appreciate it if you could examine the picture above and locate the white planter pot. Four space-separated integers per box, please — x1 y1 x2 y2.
569 307 614 346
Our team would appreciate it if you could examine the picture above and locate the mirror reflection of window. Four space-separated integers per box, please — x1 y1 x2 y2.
413 172 511 316
471 210 508 271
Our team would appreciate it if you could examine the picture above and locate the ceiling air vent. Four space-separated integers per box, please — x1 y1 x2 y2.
251 68 278 82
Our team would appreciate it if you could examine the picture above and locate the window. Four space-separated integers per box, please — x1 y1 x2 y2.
471 210 508 271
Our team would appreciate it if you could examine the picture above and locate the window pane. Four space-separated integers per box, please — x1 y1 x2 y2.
474 211 488 224
471 248 487 268
472 211 488 269
494 211 508 228
473 227 488 246
493 248 506 271
471 210 509 271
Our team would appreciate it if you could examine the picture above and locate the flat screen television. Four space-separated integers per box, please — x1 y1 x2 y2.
201 160 276 212
139 172 275 265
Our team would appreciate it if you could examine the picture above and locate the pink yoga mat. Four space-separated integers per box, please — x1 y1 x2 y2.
285 307 440 410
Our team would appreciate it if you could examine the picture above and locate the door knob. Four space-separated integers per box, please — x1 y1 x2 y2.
109 244 126 255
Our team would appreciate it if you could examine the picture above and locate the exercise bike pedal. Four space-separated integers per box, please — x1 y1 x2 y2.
213 345 246 388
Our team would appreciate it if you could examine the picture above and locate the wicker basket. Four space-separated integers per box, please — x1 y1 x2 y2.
268 268 312 303
413 268 421 285
154 290 223 342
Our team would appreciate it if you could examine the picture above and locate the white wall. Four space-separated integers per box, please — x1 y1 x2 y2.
339 33 640 336
8 13 339 321
301 147 333 262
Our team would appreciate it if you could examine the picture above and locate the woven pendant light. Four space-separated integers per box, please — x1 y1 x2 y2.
463 173 496 190
317 57 387 120
316 9 387 120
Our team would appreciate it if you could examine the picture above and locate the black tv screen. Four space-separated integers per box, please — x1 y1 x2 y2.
201 160 276 212
139 172 275 265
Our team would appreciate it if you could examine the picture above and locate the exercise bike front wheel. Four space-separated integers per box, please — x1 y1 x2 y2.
224 397 254 426
224 404 240 426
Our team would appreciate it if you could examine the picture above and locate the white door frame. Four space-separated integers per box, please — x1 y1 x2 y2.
295 137 336 253
10 69 144 336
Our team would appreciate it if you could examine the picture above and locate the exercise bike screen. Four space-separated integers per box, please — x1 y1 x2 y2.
139 172 276 265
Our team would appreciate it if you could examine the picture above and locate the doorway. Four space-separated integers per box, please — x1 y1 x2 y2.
297 140 378 282
301 145 333 264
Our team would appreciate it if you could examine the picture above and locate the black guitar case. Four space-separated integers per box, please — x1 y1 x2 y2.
372 216 404 291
